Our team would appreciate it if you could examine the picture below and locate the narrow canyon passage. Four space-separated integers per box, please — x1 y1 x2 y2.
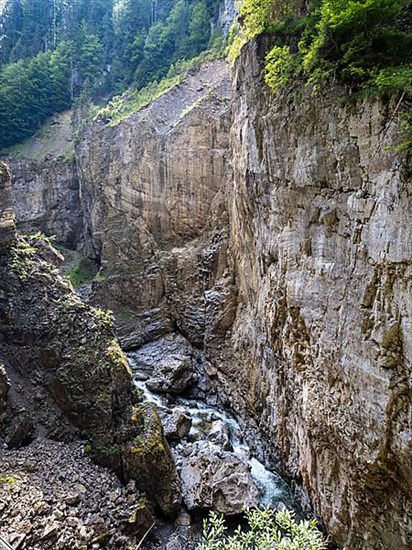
1 1 411 548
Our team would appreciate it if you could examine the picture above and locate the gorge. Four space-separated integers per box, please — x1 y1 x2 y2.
1 1 412 549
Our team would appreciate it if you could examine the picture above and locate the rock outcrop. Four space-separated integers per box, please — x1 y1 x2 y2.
0 164 180 517
0 162 16 243
77 60 234 355
179 442 259 515
8 157 82 247
1 111 82 248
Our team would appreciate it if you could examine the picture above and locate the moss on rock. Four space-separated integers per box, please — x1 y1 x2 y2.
0 232 181 516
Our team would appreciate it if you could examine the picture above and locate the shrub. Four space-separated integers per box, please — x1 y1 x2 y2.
198 508 327 550
265 45 298 93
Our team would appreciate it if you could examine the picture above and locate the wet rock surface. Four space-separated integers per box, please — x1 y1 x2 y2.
129 333 217 404
162 411 192 441
0 439 154 549
146 356 194 394
129 351 297 519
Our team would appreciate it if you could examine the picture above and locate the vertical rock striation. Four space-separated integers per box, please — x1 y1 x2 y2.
225 39 412 549
77 60 234 350
0 162 16 244
8 158 82 247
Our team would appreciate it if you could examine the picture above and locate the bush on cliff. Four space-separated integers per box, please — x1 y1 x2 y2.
234 0 412 95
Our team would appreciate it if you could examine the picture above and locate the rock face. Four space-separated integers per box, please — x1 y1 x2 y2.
223 39 412 548
0 166 180 516
8 157 82 247
1 111 82 248
216 0 237 35
0 162 16 243
77 60 234 356
78 60 231 260
4 39 412 550
78 49 411 546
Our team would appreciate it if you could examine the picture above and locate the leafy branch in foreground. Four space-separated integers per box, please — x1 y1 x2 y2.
198 508 327 550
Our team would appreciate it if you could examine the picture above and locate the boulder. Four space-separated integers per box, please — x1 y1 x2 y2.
162 411 192 441
6 411 35 449
179 442 259 514
129 334 196 394
122 403 181 517
147 356 194 394
208 420 232 451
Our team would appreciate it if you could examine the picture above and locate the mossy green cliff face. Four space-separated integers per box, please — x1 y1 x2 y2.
0 163 180 515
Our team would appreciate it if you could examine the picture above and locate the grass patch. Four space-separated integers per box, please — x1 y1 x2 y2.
0 475 18 484
66 258 97 287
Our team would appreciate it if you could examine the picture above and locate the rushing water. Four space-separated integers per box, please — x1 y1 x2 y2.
128 354 298 511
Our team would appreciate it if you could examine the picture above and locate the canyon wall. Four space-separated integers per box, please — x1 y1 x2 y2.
7 158 82 247
0 162 15 243
3 45 411 548
0 161 180 517
225 40 412 548
76 48 411 547
77 60 234 350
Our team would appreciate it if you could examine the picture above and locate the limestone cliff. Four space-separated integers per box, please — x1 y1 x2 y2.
224 40 412 548
77 60 234 349
7 157 82 247
2 111 82 248
76 49 411 547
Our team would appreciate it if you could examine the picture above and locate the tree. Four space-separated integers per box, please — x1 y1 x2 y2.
188 1 210 56
49 39 75 110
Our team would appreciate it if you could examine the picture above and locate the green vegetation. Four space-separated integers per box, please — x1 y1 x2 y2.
94 45 224 125
232 0 412 95
0 475 18 484
229 0 412 148
0 0 223 149
1 110 74 161
199 508 327 550
66 257 97 287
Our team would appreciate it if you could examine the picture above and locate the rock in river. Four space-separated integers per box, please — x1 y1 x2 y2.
179 442 259 515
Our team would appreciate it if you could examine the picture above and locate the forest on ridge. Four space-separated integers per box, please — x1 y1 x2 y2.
0 0 222 148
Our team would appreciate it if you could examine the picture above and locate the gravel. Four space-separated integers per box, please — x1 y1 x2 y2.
0 439 152 549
